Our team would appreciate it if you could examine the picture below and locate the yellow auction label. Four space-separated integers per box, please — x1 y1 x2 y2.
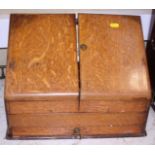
110 22 119 28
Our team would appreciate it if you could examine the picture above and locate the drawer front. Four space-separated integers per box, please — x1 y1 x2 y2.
8 113 147 138
7 101 78 114
80 100 149 113
9 126 144 138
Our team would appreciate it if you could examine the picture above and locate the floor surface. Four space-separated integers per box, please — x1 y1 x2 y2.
0 80 155 145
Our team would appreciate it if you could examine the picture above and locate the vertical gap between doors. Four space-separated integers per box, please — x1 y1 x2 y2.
75 13 81 112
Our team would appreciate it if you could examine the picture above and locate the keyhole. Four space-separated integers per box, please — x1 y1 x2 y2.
80 44 87 51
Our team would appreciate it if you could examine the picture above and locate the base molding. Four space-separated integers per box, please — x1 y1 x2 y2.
6 128 146 140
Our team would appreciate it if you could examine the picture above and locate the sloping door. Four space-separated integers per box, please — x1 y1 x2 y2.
78 14 151 112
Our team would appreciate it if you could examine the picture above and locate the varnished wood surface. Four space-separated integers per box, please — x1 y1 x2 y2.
80 100 149 113
5 14 152 138
9 113 146 127
7 101 78 114
79 14 151 101
8 113 146 137
9 126 144 138
5 14 78 101
7 100 149 114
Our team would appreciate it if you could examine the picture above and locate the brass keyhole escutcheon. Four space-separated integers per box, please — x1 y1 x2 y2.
80 44 87 51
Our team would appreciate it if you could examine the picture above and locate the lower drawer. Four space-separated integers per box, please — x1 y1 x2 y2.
8 113 147 138
8 126 144 138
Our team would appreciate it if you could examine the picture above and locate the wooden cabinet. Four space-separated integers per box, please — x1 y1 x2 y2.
5 14 151 139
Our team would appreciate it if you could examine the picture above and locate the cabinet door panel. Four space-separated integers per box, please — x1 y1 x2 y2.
79 14 151 103
5 14 79 102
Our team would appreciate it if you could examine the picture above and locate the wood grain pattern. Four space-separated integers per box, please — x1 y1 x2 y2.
79 14 151 101
5 14 79 101
7 101 78 114
7 100 149 114
9 113 146 127
80 100 149 113
5 14 152 138
8 113 146 137
9 126 144 138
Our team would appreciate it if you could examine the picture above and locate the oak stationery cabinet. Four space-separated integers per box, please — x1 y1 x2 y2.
5 14 151 139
